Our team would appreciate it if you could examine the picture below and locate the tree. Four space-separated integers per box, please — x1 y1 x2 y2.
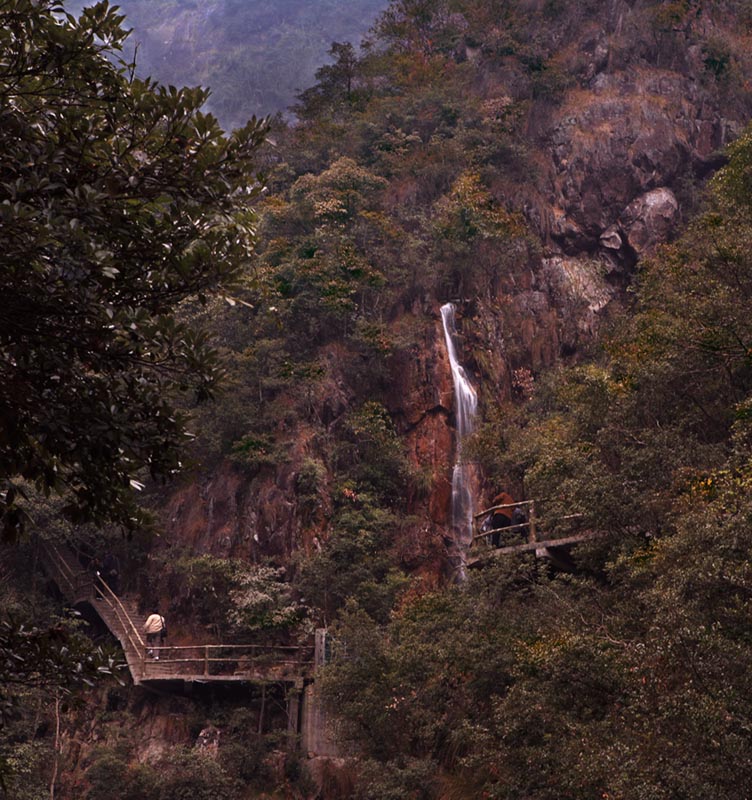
294 42 365 120
0 612 123 797
0 0 268 540
258 157 388 347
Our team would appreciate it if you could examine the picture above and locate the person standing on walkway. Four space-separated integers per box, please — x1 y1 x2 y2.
489 491 514 547
143 610 166 659
101 551 120 596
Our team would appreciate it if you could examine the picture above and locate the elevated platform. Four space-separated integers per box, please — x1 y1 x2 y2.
469 500 603 568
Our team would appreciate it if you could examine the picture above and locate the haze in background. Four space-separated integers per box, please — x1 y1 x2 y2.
66 0 388 129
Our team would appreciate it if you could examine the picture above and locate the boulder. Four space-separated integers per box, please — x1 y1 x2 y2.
620 187 680 255
547 70 739 255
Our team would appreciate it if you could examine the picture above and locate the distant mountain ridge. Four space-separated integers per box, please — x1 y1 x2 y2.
65 0 388 129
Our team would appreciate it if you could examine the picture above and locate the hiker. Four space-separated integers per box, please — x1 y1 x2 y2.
101 551 120 596
511 505 528 530
143 611 166 659
489 491 514 547
91 555 103 598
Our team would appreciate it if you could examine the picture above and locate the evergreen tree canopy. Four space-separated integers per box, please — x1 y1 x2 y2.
0 0 268 540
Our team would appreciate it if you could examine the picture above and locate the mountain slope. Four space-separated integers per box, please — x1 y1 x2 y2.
166 0 752 570
15 1 752 797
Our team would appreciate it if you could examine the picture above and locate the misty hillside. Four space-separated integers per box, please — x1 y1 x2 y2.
66 0 388 128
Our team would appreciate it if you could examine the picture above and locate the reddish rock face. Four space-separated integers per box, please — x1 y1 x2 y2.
163 464 244 557
162 461 302 562
156 318 455 568
389 317 455 523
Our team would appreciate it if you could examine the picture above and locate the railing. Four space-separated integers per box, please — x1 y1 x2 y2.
38 538 315 684
39 540 94 601
93 572 145 657
472 500 586 551
142 643 315 678
473 499 538 546
39 539 145 668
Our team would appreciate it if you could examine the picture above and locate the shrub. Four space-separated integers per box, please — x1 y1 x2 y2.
85 748 159 800
295 457 328 523
166 555 307 638
297 501 409 622
157 749 233 800
338 402 413 504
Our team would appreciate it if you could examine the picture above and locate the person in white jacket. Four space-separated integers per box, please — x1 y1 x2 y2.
143 611 166 659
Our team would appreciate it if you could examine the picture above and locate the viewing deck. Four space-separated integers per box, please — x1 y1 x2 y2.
468 500 604 567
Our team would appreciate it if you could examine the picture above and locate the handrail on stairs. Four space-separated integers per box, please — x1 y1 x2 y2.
40 540 93 599
93 572 145 657
39 539 146 674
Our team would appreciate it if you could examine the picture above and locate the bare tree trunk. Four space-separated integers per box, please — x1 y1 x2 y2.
258 683 267 735
49 691 61 800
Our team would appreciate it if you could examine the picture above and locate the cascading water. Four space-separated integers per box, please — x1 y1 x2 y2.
440 303 478 572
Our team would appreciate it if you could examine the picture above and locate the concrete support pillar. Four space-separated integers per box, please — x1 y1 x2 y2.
287 681 303 751
300 683 338 758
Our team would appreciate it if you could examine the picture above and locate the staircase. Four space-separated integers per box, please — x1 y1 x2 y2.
91 592 147 682
38 539 314 686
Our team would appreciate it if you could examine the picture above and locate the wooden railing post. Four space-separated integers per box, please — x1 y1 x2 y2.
204 646 209 677
528 501 538 544
314 629 328 668
287 685 303 751
258 683 266 735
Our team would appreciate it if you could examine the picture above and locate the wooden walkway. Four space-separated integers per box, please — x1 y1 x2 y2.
39 541 313 686
468 500 603 568
39 501 601 678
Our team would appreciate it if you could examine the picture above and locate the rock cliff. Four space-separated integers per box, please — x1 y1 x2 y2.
153 0 752 589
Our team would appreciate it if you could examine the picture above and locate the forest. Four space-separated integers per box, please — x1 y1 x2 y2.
4 0 752 798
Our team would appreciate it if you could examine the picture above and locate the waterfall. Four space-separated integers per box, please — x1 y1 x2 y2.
440 303 478 567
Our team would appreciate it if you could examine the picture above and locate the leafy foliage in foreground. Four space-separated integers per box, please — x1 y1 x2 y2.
0 0 267 541
0 619 119 699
